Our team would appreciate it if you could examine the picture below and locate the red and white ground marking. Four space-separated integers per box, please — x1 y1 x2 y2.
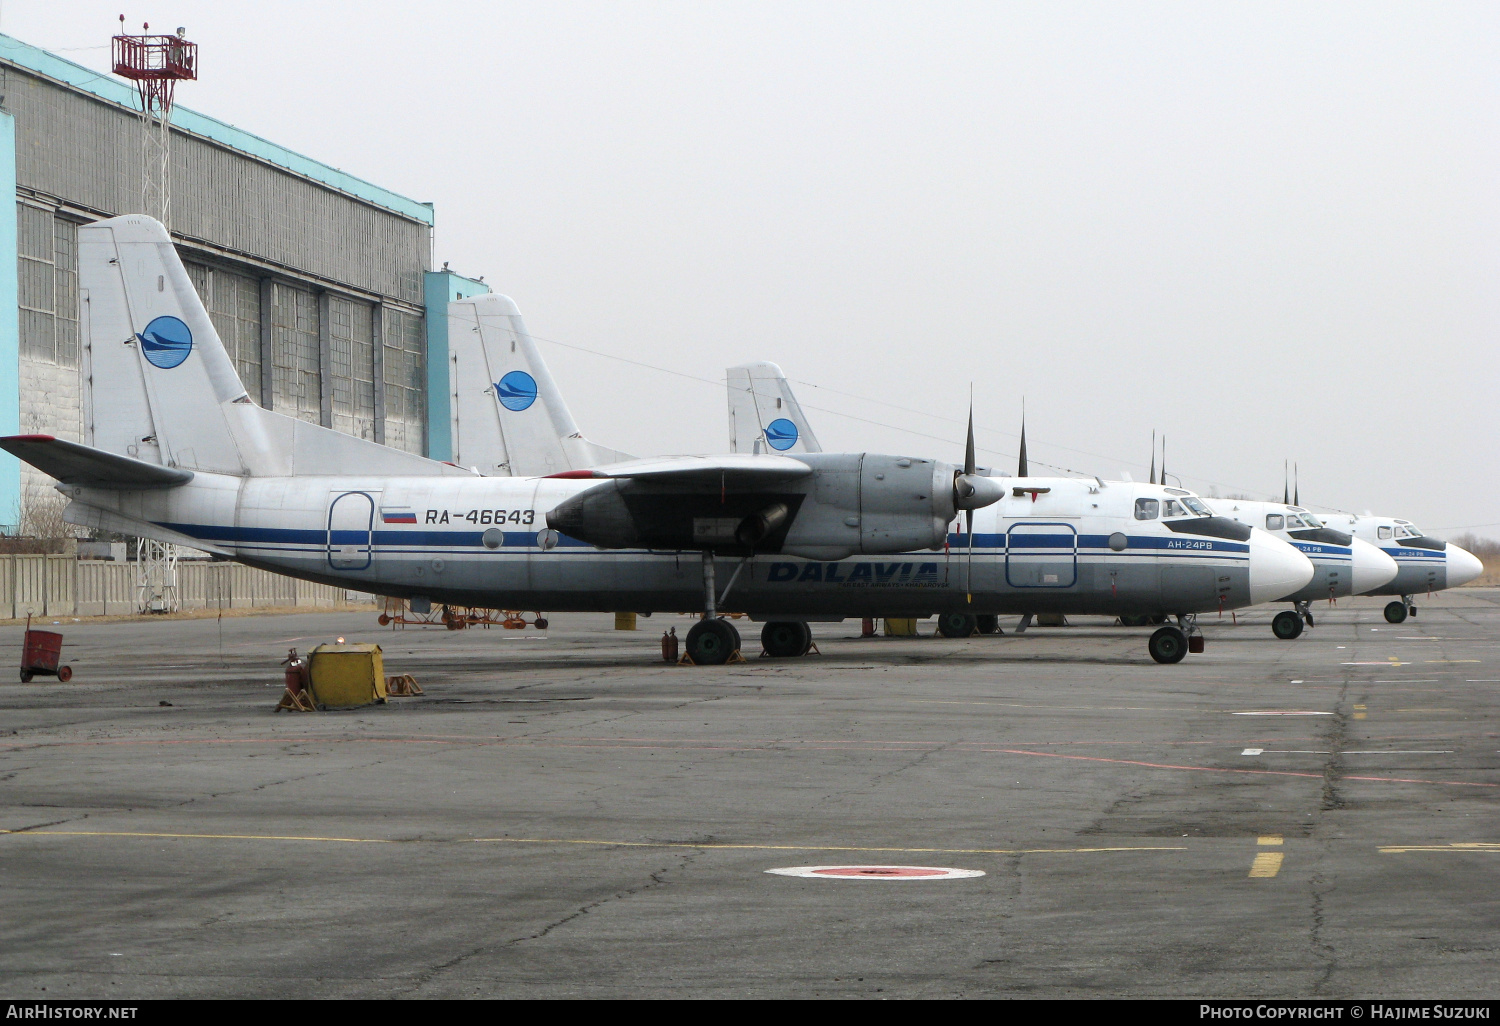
765 865 984 880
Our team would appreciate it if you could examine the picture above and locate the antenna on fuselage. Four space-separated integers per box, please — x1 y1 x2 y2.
1160 435 1167 487
1294 463 1300 507
1149 430 1156 485
1283 460 1290 505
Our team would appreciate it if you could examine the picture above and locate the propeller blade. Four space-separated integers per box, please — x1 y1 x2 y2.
964 402 976 477
1017 402 1028 477
966 507 974 604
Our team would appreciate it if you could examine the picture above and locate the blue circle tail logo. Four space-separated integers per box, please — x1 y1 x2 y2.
765 417 798 451
497 370 539 411
138 315 193 369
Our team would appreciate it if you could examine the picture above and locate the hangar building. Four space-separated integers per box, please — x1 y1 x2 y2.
0 33 485 528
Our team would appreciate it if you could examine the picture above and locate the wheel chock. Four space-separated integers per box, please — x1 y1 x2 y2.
386 674 423 696
274 687 317 713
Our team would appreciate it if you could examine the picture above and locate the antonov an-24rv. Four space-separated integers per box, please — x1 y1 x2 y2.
441 290 1316 662
0 216 1314 667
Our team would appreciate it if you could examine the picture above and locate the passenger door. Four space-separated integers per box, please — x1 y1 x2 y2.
1005 521 1078 588
327 491 377 570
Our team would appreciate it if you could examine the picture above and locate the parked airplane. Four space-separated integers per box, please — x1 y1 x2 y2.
1314 513 1483 622
1205 499 1398 638
8 215 1313 672
446 292 632 476
442 303 1315 663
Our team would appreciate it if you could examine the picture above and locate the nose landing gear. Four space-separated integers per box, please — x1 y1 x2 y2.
1149 614 1202 664
1272 601 1314 640
1384 596 1417 623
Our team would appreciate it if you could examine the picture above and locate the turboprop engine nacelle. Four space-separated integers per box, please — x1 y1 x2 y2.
546 452 994 560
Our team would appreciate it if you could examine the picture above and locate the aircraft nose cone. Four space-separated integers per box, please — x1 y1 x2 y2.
1249 529 1315 605
1447 543 1485 588
1350 538 1399 594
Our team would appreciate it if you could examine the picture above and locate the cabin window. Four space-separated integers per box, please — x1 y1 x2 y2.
1162 499 1186 517
1378 526 1393 540
1265 514 1284 531
1134 498 1159 520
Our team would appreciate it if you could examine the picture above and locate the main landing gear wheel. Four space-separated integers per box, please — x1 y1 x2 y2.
937 612 978 638
761 621 813 658
1272 610 1305 640
975 614 1000 635
1120 614 1152 627
1384 601 1408 624
1148 626 1188 664
686 617 741 665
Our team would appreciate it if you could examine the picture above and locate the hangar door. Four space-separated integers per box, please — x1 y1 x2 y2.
327 491 377 570
1005 521 1078 588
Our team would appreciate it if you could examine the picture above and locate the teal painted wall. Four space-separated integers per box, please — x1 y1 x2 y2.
0 110 18 531
423 271 490 461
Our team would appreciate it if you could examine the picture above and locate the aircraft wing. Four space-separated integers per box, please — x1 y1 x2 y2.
548 453 811 484
0 434 194 489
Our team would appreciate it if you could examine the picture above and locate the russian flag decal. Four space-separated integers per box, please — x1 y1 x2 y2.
381 508 418 524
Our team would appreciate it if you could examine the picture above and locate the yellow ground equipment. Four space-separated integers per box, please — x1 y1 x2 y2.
883 618 919 636
307 643 386 709
614 612 637 631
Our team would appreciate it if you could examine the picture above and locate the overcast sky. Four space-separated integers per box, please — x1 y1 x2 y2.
10 2 1497 535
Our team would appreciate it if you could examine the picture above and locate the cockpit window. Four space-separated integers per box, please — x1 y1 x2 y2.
1162 499 1186 517
1182 496 1211 516
1134 498 1159 520
1403 524 1422 537
1285 514 1307 528
1302 513 1324 528
1265 513 1284 531
1396 525 1420 539
1378 526 1393 540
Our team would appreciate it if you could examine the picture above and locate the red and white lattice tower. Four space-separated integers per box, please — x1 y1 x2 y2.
112 18 197 227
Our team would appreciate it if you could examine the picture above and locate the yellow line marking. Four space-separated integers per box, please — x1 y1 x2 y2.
1257 835 1283 846
1353 705 1367 710
0 829 390 843
1248 852 1284 877
1379 843 1500 854
1354 713 1367 720
0 829 1188 857
469 838 1187 856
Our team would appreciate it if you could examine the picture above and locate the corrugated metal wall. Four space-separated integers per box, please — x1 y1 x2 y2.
0 63 428 302
3 58 437 465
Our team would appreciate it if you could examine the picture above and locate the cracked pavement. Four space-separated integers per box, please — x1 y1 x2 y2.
0 592 1497 997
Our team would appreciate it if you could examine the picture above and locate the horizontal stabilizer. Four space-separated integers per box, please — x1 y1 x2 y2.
0 435 193 490
548 453 812 485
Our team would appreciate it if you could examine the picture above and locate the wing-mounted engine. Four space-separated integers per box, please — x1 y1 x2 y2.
545 452 1000 560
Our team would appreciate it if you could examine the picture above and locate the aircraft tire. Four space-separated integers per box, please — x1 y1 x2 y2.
686 617 741 665
761 621 812 658
1148 626 1188 664
1120 614 1152 627
937 612 978 638
1151 615 1169 625
1272 610 1304 640
976 614 1000 635
1384 601 1408 624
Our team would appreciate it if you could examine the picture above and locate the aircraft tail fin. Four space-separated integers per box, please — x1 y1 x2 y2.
447 293 632 475
79 215 466 479
726 361 821 454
